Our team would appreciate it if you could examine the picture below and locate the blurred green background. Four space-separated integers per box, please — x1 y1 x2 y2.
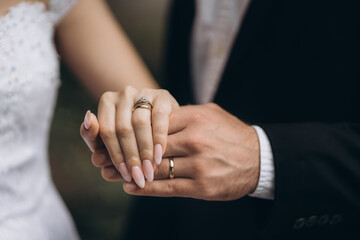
49 1 170 239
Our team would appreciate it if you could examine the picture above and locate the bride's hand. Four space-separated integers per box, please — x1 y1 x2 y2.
80 86 179 188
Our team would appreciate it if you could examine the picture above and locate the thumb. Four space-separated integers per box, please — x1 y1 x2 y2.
168 105 192 134
80 110 104 152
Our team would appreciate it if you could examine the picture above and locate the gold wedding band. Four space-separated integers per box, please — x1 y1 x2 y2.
169 157 175 179
132 96 153 113
132 104 152 113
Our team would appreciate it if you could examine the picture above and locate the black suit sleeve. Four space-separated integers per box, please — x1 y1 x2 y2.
258 122 360 233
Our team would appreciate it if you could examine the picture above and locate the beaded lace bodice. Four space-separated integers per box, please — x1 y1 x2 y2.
0 1 78 239
0 2 59 170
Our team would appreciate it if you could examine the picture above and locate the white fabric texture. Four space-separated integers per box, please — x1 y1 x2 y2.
0 1 79 239
249 126 275 200
192 0 275 200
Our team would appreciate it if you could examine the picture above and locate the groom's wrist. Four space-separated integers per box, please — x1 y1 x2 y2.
248 125 275 200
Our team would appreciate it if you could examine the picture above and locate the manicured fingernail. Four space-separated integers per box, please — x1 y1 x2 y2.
104 167 116 178
83 110 91 130
119 163 132 182
155 144 163 165
124 182 138 192
143 160 154 182
132 166 145 188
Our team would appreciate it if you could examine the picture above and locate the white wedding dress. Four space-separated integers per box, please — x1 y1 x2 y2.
0 1 79 239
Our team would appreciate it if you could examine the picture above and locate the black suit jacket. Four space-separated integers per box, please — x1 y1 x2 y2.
123 0 360 239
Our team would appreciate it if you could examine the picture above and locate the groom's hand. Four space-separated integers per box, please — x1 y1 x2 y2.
123 103 261 201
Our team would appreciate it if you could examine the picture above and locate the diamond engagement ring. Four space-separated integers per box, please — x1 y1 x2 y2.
132 96 153 113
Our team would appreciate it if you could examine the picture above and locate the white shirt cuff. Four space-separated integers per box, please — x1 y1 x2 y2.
248 125 275 200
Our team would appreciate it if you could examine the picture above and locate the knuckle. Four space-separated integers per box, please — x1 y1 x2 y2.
100 91 114 103
189 111 204 123
153 105 170 116
186 134 205 151
132 113 150 127
115 124 133 137
159 89 172 98
206 102 219 109
125 155 140 165
99 126 115 140
123 85 135 93
122 85 136 98
173 102 180 109
140 88 152 94
159 89 170 95
139 148 153 159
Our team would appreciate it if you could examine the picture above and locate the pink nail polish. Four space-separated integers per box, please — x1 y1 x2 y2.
143 160 154 182
124 183 138 192
155 144 163 165
119 163 132 182
84 110 91 130
132 166 145 188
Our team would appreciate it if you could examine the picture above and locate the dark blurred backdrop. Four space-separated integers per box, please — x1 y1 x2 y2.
49 1 170 239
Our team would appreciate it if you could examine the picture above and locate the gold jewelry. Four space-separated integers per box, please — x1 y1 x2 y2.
132 96 153 113
169 157 175 179
132 104 152 112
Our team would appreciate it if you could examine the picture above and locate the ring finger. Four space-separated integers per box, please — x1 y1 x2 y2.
154 157 193 180
116 97 145 188
132 105 154 182
100 156 193 182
